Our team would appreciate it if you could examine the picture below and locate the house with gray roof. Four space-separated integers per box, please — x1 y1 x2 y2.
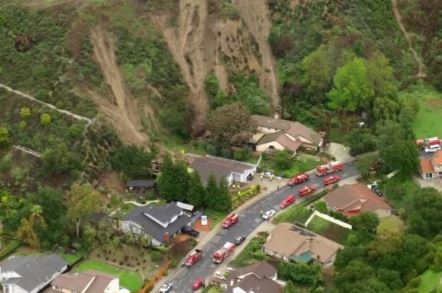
251 114 323 153
0 254 67 293
187 154 257 185
121 202 199 246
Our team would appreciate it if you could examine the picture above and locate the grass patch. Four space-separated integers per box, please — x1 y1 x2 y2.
306 216 350 244
382 175 420 210
74 259 143 292
229 235 268 268
378 215 404 234
401 85 442 138
307 216 330 233
60 250 86 266
205 209 228 226
273 205 313 224
417 270 442 293
260 153 320 178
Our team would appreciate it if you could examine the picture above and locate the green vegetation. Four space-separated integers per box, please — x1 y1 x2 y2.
416 270 442 293
260 153 320 178
60 251 85 266
229 234 268 267
75 259 143 292
274 205 312 225
306 216 350 244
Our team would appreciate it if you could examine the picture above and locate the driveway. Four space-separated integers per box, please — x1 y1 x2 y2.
156 162 359 293
325 142 354 163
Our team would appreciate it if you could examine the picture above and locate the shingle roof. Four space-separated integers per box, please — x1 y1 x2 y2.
226 261 281 293
324 183 392 217
264 223 342 264
50 270 116 293
256 131 303 152
187 154 256 184
228 261 276 281
143 202 183 224
123 203 197 244
226 274 282 293
1 254 67 291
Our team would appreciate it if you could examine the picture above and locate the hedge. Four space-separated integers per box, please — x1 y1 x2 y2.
232 185 261 208
0 239 21 261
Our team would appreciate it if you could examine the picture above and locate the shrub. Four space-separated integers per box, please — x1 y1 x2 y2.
151 251 164 263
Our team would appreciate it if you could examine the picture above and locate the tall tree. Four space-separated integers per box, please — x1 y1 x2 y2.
328 57 374 114
186 171 205 208
67 183 101 239
42 141 82 175
204 173 219 209
157 155 176 202
215 177 232 212
208 102 256 146
408 188 442 238
110 145 154 179
16 205 47 249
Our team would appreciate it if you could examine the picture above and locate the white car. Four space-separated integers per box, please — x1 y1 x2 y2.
159 283 172 293
263 171 274 179
262 209 276 220
424 145 441 153
200 215 208 226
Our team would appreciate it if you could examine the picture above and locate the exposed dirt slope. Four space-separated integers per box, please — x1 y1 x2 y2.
232 0 280 111
89 26 151 147
391 0 426 78
151 0 212 136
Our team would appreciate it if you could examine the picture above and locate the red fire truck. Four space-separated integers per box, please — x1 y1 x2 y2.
288 173 309 186
212 242 236 264
298 184 317 197
184 249 203 267
416 137 441 149
222 214 239 229
316 161 344 176
323 175 341 186
280 194 296 209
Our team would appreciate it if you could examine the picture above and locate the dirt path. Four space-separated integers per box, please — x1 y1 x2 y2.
151 0 212 135
391 0 426 78
232 0 280 112
89 26 151 147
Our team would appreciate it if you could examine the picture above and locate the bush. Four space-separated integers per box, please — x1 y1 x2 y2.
0 240 21 261
151 251 164 263
408 277 421 288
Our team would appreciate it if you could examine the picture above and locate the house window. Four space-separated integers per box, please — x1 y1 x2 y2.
426 173 433 179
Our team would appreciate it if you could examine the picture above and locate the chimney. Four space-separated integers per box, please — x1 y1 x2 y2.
274 113 279 120
163 232 170 243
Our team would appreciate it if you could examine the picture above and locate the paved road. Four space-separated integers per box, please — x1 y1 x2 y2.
164 162 359 293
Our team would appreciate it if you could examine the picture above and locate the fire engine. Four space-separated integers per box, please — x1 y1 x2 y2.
316 161 344 176
212 242 236 264
416 137 441 149
298 184 317 197
288 173 309 186
280 194 296 209
222 213 239 229
323 175 341 186
184 249 203 267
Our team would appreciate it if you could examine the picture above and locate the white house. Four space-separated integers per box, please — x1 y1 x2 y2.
0 254 67 293
420 151 442 179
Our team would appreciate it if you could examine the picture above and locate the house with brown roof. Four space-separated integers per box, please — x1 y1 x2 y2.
251 115 323 154
187 154 257 185
420 151 442 179
324 183 392 218
263 223 342 267
47 270 119 293
224 262 282 293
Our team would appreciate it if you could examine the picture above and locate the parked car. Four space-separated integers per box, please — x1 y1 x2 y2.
262 209 276 220
181 226 200 237
279 195 296 208
263 171 274 178
424 144 441 153
200 215 208 226
234 235 246 245
159 283 173 293
371 184 383 197
192 277 205 291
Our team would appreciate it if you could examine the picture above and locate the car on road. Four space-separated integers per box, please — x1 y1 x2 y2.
159 282 173 293
192 277 205 291
234 235 246 245
279 194 296 208
323 175 341 186
424 144 441 153
262 209 276 220
200 215 208 226
181 226 200 237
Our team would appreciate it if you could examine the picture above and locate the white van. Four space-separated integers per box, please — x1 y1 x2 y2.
424 144 441 153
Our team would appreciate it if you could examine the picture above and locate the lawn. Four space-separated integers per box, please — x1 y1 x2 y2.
60 250 86 265
306 216 351 244
229 235 268 268
378 215 404 234
205 209 228 226
417 270 442 293
381 175 420 210
306 216 329 233
74 259 143 292
273 205 313 224
260 153 320 178
401 85 442 138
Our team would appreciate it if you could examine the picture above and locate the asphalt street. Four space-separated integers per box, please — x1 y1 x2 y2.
164 162 359 293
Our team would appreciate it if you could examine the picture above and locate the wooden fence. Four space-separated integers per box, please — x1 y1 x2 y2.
139 260 171 293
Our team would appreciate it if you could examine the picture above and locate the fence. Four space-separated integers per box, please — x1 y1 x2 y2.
139 260 171 293
304 211 352 230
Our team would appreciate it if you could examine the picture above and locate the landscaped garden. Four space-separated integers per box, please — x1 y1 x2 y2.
75 259 143 292
260 152 320 178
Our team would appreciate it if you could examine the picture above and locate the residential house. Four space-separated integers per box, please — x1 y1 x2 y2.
121 202 199 246
324 183 393 218
251 114 323 153
0 254 67 293
225 262 282 293
126 179 155 193
187 154 257 185
264 223 342 267
47 270 119 293
420 151 442 179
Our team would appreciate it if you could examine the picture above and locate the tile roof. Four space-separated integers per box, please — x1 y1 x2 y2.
0 254 67 292
264 223 342 264
123 203 198 244
324 183 392 217
228 261 276 281
187 154 256 184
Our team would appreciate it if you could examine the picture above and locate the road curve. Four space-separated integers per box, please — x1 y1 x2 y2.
161 162 359 293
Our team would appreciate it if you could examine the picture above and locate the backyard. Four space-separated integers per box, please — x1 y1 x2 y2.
74 259 143 292
229 233 268 268
401 85 442 138
260 153 320 178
